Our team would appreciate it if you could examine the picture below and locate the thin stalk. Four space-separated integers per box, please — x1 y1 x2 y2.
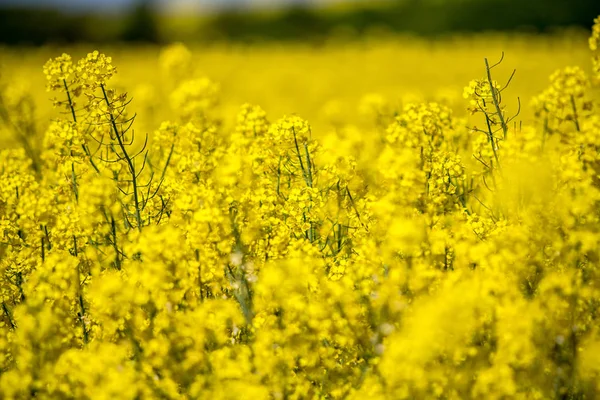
111 215 122 270
2 302 16 330
337 223 342 254
276 156 282 196
71 163 79 202
78 293 89 344
346 187 366 230
100 84 142 231
292 131 309 186
456 180 471 216
159 142 175 184
304 143 313 188
302 143 316 240
570 95 581 132
16 272 25 302
43 225 52 250
72 236 89 344
484 57 508 139
81 144 100 173
62 79 77 123
484 115 501 170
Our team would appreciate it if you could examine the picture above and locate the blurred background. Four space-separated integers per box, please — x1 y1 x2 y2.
1 0 600 45
1 0 599 151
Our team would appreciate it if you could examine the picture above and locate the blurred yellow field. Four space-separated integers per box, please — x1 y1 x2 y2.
1 17 600 399
0 31 594 138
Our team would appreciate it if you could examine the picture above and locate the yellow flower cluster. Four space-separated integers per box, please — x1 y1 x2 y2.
170 78 220 121
1 16 600 399
532 66 593 141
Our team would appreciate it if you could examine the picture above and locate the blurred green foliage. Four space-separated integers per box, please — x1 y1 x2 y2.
1 0 599 45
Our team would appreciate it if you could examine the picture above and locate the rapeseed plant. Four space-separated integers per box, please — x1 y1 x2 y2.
1 15 600 400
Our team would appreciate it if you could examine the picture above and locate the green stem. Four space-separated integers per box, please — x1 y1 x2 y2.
73 236 89 345
276 156 282 196
43 225 52 250
111 215 122 270
292 130 309 186
62 79 77 123
2 302 16 330
101 84 142 231
78 293 89 344
484 58 508 139
484 115 501 171
71 163 79 202
570 95 581 133
304 143 313 188
82 144 100 173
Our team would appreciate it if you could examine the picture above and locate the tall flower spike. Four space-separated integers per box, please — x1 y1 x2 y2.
43 53 74 92
76 51 117 92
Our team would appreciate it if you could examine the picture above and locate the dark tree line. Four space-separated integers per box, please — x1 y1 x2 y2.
1 0 599 45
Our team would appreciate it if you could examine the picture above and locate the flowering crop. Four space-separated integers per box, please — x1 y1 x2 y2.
1 17 600 400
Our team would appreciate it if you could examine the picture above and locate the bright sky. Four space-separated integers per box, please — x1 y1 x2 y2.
0 0 365 13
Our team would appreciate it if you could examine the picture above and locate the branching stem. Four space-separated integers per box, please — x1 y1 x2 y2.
484 57 508 139
101 84 142 231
